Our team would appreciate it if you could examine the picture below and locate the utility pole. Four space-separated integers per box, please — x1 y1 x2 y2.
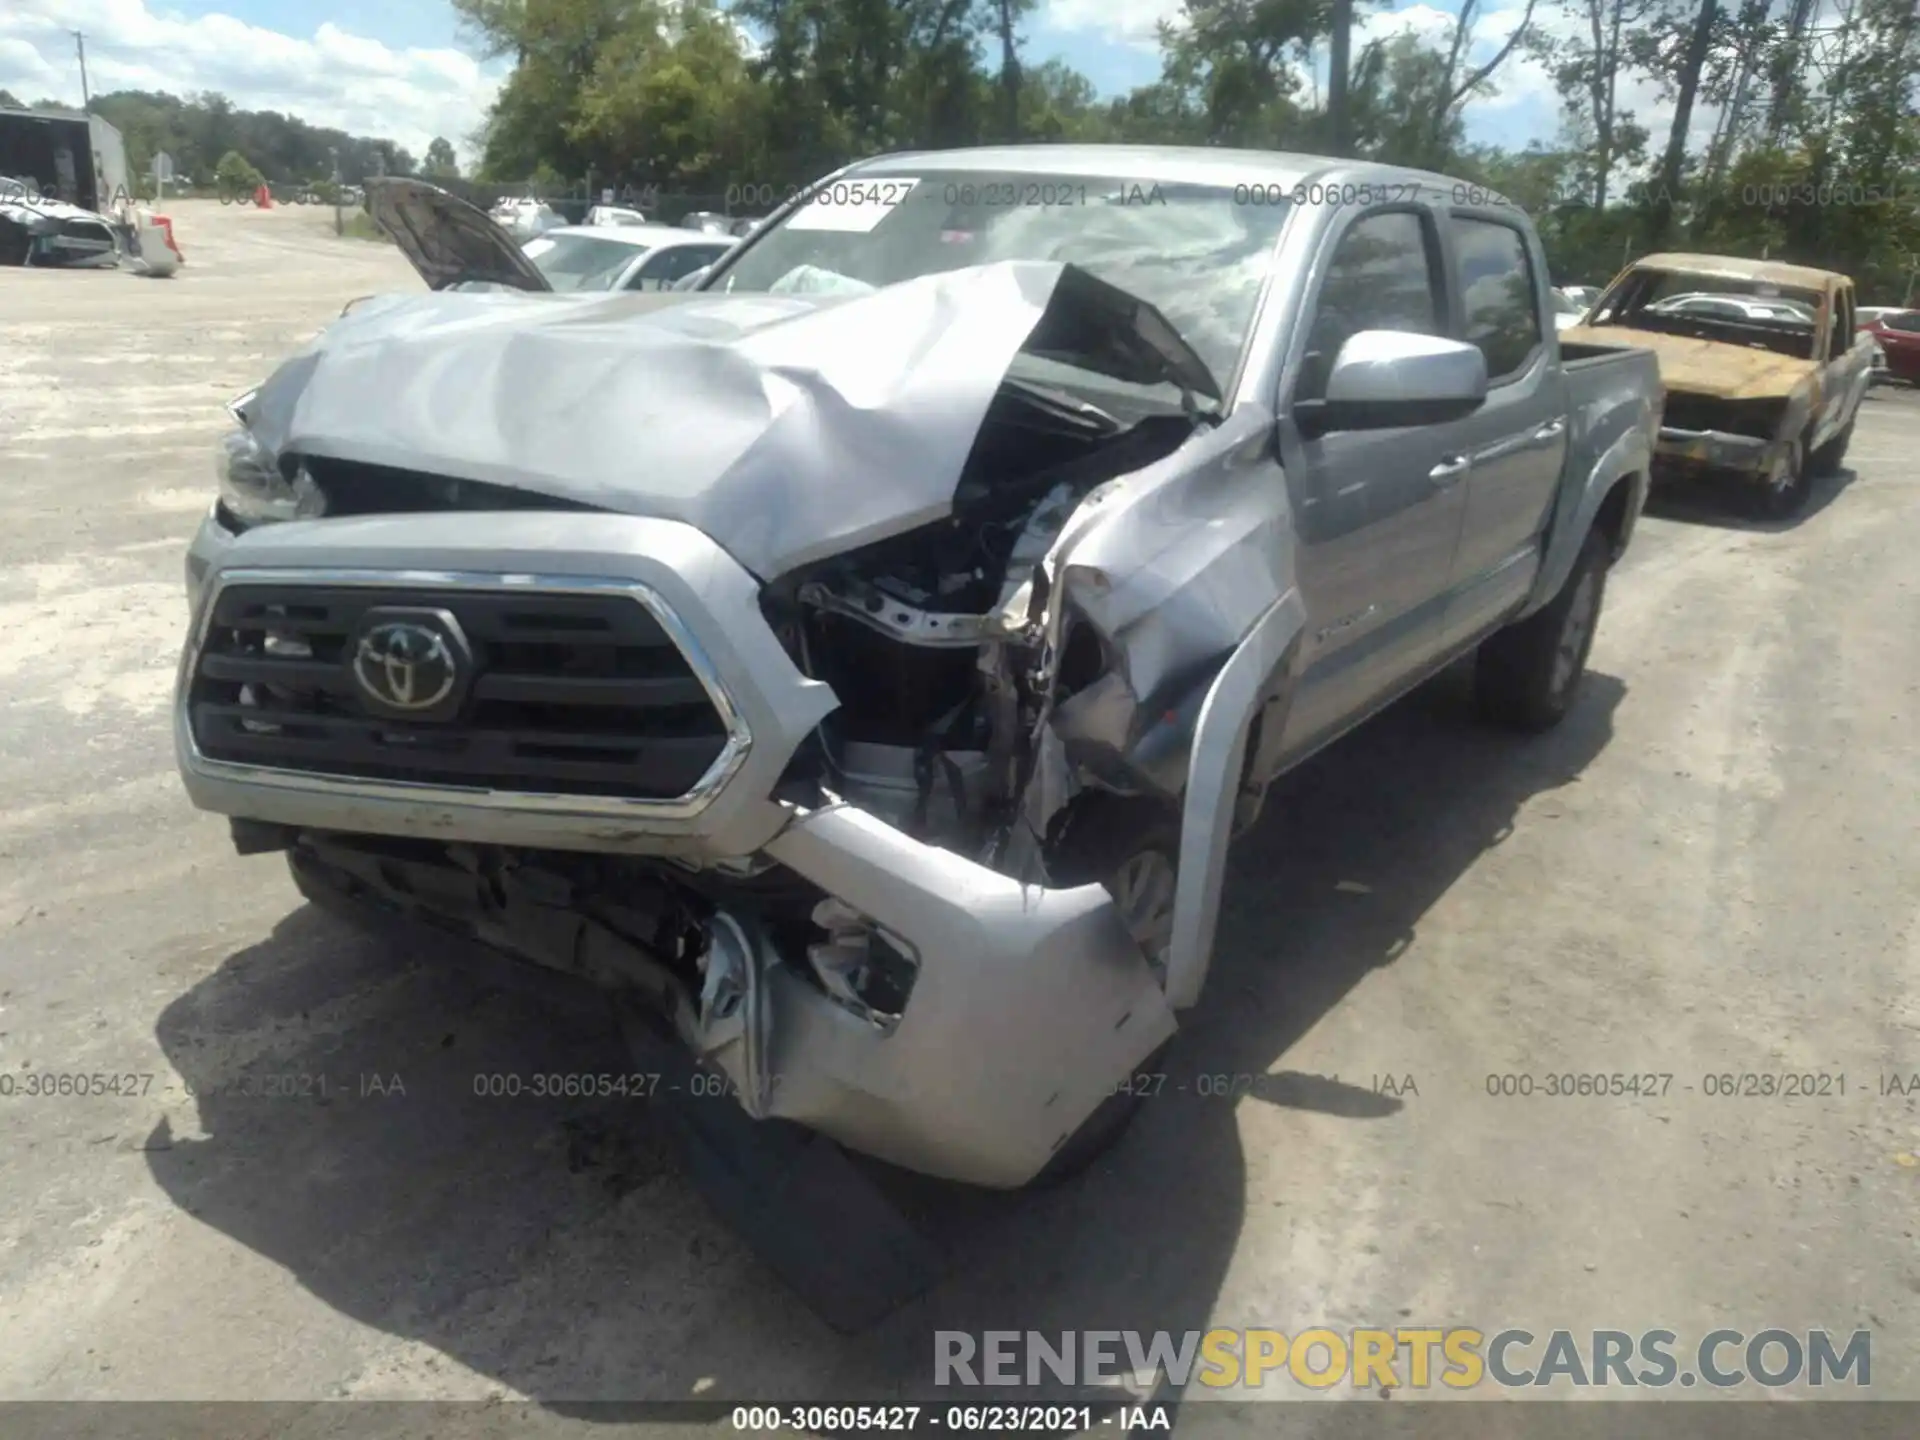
1327 0 1353 156
72 30 91 111
331 146 343 237
1764 0 1819 142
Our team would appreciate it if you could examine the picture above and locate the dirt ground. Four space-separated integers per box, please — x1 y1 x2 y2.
2 198 1918 1430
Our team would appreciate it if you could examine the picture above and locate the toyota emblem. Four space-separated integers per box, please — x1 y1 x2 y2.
353 619 460 712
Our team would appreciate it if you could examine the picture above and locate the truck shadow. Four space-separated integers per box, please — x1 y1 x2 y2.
143 661 1621 1414
1643 464 1856 531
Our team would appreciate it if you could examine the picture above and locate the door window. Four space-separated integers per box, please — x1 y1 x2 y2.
1830 291 1854 359
1449 217 1543 384
1297 210 1443 400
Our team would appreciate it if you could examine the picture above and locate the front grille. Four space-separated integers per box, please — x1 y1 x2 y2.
1660 393 1780 439
188 583 733 800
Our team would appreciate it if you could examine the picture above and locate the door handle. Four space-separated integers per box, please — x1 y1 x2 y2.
1428 454 1472 486
1534 418 1567 442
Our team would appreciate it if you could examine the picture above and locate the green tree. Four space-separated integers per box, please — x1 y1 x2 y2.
571 0 759 186
213 149 264 194
1538 0 1666 209
1017 58 1109 140
1345 33 1466 170
990 0 1035 142
88 89 416 187
424 136 460 177
1154 0 1334 148
456 0 679 181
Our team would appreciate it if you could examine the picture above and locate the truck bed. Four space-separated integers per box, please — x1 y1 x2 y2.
1559 336 1656 369
1562 338 1666 453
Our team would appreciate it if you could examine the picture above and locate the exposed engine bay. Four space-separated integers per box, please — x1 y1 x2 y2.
761 375 1198 870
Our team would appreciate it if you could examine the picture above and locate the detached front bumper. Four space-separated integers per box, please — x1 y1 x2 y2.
1653 427 1789 481
177 508 1176 1189
283 801 1175 1190
758 805 1174 1187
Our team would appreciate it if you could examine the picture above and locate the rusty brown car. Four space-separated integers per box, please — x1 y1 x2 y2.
1563 253 1874 518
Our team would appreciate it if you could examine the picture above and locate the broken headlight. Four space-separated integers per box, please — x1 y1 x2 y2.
216 397 325 529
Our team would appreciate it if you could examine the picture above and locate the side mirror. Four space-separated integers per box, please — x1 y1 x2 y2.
1301 330 1489 433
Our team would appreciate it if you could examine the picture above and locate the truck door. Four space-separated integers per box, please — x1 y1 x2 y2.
1818 284 1869 447
1436 212 1569 651
1269 203 1471 762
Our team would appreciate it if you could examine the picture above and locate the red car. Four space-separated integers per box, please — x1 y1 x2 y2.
1860 307 1920 383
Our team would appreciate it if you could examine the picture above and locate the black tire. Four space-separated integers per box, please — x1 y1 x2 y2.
1808 419 1853 479
1752 434 1812 519
1028 794 1181 1187
1475 526 1610 732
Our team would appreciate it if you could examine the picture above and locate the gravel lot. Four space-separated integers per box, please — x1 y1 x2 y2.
2 198 1918 1427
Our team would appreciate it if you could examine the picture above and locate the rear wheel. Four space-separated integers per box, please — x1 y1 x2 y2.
1475 527 1610 732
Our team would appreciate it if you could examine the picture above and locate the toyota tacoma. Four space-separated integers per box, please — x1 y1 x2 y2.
175 148 1661 1193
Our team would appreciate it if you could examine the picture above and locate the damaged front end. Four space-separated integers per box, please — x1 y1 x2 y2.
0 180 121 268
180 254 1282 1190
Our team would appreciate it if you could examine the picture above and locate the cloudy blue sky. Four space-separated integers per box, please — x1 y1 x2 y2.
0 0 1629 167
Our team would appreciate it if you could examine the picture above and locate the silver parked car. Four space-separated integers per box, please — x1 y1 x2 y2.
178 158 1658 1216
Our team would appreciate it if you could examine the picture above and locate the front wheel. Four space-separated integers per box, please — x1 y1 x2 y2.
1027 794 1181 1186
1753 435 1811 519
1808 419 1853 479
1475 527 1610 732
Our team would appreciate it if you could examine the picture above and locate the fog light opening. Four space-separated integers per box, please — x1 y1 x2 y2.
806 898 920 1033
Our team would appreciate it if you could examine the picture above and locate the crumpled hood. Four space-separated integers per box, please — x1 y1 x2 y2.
247 259 1215 579
1563 323 1818 400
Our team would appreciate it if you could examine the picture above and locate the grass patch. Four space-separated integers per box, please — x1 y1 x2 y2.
340 211 391 243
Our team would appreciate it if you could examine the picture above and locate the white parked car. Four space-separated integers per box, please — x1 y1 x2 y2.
584 205 649 227
509 224 736 292
488 195 566 242
1558 284 1603 310
1549 287 1587 331
1646 291 1814 324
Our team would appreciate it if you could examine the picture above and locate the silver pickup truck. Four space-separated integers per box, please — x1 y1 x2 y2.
175 147 1661 1193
